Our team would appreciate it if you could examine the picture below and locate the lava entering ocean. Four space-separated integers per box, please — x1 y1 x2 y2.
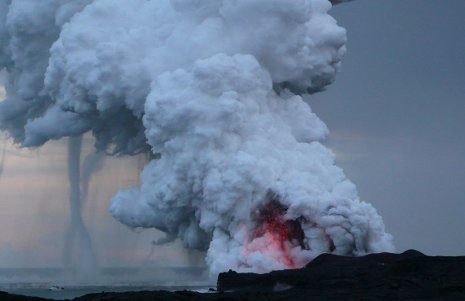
0 0 393 274
246 196 307 269
244 193 339 271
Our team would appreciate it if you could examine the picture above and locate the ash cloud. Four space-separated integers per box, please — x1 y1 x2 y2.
0 0 393 274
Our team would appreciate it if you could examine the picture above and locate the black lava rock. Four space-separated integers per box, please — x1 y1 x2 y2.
217 250 465 300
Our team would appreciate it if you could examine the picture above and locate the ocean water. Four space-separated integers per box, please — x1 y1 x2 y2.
4 285 214 300
0 267 214 300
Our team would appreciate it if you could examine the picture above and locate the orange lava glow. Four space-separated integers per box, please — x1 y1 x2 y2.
251 217 297 268
243 206 307 269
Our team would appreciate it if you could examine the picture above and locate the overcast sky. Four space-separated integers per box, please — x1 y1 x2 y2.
311 0 465 255
0 0 464 270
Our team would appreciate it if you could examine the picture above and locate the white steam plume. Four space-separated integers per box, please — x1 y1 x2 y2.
0 0 393 274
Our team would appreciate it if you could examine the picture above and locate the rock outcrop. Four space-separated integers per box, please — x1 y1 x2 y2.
217 250 465 300
330 0 354 5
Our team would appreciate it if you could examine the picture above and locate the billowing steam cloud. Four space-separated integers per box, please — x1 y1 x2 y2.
0 0 393 274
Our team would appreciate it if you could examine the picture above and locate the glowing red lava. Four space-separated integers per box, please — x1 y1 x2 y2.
252 216 298 267
243 197 307 269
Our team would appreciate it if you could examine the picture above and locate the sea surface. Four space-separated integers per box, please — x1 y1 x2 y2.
0 267 213 300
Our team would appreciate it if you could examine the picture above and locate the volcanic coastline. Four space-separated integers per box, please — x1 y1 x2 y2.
2 250 465 301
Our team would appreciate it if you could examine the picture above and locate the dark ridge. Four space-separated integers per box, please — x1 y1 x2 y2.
306 249 426 269
217 249 430 292
330 0 354 5
217 250 465 299
0 291 48 301
2 250 465 301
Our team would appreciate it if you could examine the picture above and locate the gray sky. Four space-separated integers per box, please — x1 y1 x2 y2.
311 0 465 255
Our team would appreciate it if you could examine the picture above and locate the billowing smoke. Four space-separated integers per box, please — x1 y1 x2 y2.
0 0 393 274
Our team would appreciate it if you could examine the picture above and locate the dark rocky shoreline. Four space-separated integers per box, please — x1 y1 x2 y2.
2 250 465 301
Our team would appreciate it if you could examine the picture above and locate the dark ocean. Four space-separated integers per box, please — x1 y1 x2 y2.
0 267 213 299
